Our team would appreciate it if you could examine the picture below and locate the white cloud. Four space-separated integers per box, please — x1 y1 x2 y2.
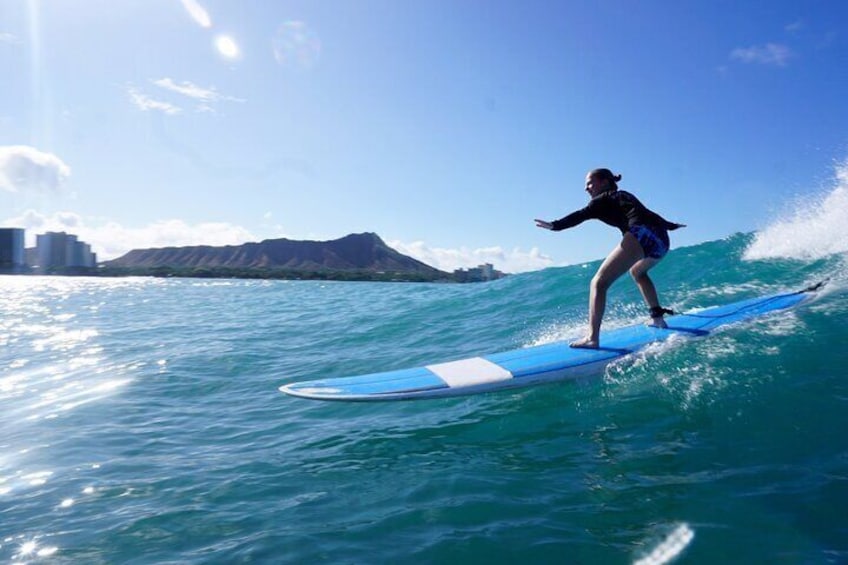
388 239 554 274
3 210 85 247
126 87 182 115
730 43 793 66
3 210 258 260
153 78 243 104
180 0 212 28
0 145 71 194
125 79 243 115
93 218 257 260
0 32 20 44
785 20 804 34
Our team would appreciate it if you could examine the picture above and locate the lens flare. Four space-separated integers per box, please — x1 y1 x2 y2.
180 0 211 28
215 35 240 60
272 21 321 68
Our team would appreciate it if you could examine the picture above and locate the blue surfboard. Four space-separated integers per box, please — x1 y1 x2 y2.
279 282 824 401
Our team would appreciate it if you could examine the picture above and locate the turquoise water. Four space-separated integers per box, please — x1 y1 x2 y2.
2 229 847 563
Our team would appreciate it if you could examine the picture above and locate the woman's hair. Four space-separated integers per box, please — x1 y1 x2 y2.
590 168 622 190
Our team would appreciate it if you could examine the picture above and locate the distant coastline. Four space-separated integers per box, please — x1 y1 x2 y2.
3 231 508 283
96 264 457 283
8 263 504 284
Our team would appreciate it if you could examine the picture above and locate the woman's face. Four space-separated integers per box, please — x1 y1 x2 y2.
584 173 608 197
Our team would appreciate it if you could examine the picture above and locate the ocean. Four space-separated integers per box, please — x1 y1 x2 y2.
2 187 848 563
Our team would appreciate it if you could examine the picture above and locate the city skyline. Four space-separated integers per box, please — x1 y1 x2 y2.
0 227 97 272
2 1 848 272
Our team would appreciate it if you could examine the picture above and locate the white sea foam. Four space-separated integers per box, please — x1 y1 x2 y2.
744 159 848 261
634 522 695 565
525 321 584 347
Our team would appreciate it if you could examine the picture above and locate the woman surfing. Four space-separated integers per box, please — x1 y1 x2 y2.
535 168 685 348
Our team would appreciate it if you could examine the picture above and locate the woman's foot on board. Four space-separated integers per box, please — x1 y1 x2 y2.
647 316 668 329
645 316 668 330
570 336 599 349
647 306 673 329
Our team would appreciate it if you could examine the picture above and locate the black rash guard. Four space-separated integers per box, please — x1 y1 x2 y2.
550 190 682 234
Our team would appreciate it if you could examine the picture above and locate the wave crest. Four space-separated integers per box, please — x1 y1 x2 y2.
744 160 848 261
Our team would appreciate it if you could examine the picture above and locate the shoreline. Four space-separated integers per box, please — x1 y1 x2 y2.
1 266 504 283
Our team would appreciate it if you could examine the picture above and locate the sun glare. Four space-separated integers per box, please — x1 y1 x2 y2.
181 0 211 28
215 35 240 59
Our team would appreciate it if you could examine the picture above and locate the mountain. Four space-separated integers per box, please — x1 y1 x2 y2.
103 232 447 276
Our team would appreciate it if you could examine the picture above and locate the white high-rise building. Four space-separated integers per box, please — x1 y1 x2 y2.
36 231 97 271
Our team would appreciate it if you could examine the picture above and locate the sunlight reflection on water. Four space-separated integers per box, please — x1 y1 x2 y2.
0 276 142 504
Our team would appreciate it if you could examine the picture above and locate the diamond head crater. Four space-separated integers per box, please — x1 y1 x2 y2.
97 232 505 283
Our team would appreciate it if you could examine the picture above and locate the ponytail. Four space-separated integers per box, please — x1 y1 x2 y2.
590 168 621 190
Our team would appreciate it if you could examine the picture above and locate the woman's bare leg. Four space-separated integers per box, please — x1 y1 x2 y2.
572 233 644 348
630 257 667 327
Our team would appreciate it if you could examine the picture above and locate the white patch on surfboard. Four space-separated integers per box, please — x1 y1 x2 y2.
426 357 513 388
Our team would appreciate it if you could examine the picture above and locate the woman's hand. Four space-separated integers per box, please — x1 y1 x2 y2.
534 219 553 230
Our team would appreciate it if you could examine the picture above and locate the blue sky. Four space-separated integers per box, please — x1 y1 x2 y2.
1 0 847 272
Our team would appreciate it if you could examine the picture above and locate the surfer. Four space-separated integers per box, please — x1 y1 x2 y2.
535 168 685 348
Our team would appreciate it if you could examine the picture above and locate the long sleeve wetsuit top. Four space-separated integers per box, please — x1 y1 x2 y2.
551 190 681 234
